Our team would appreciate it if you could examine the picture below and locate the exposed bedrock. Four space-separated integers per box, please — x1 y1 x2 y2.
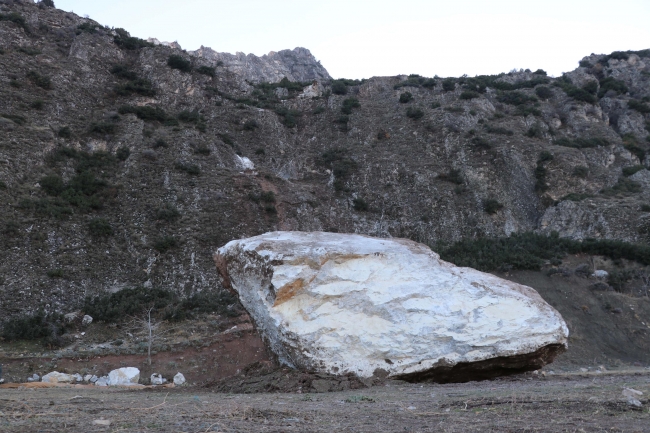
215 232 569 382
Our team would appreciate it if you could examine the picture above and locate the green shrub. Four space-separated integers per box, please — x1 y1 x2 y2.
194 145 210 155
561 193 591 202
582 81 598 95
17 46 41 56
0 12 29 33
316 148 358 191
622 165 645 177
353 197 368 211
175 162 200 176
275 106 301 128
84 287 177 323
0 180 6 190
628 100 650 114
57 126 72 138
535 86 553 100
115 78 155 97
431 102 441 109
579 60 593 68
553 137 608 149
572 166 589 178
496 91 537 106
18 198 73 219
47 268 65 278
178 109 201 123
436 232 650 272
156 204 180 221
116 146 130 161
442 79 455 92
219 134 234 146
1 113 26 125
399 92 413 103
526 125 544 139
601 177 641 196
331 81 348 95
76 22 97 34
406 107 424 120
483 199 503 214
553 76 596 103
118 105 170 122
438 169 463 185
110 64 138 80
445 106 464 113
88 218 113 237
341 97 361 114
153 138 167 148
89 122 116 135
255 148 265 155
40 175 65 195
113 28 153 50
485 125 513 136
312 106 326 115
517 105 542 117
471 137 491 150
164 290 240 321
622 134 646 161
641 204 650 212
196 65 215 77
393 75 436 90
153 236 178 253
26 71 52 90
30 100 45 110
460 90 480 100
538 151 553 162
597 77 628 98
1 311 65 342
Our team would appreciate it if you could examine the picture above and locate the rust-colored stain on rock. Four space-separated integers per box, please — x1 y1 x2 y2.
274 279 305 306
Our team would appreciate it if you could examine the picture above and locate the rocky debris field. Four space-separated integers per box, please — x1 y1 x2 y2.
1 371 649 432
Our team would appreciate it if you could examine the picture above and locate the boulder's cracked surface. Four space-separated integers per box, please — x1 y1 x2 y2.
215 232 569 382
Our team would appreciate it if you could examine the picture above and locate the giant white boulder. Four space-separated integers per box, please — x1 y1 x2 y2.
215 232 569 382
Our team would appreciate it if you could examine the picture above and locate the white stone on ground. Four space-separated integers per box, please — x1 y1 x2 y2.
107 368 140 386
173 372 186 385
215 231 570 379
151 373 164 385
42 372 74 383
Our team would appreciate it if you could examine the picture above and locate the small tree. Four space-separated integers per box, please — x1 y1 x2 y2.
128 307 178 366
40 0 55 8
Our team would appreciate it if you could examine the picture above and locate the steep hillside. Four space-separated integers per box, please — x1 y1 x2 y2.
0 0 649 330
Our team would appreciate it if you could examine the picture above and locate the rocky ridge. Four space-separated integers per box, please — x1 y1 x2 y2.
0 0 648 323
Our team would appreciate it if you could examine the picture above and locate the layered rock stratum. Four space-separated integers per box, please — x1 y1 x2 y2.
215 232 569 381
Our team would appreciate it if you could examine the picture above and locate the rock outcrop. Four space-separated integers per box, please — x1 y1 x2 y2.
191 46 331 83
215 232 569 382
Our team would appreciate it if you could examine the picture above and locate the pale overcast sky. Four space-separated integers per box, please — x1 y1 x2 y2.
54 0 650 79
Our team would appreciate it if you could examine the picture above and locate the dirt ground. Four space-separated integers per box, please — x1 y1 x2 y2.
1 371 649 432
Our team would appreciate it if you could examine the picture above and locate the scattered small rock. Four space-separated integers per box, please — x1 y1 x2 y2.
108 367 140 386
82 315 93 326
27 373 40 382
592 270 608 279
94 376 109 387
151 373 165 386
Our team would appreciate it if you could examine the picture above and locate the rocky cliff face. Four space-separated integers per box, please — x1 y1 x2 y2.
192 46 331 83
0 1 648 319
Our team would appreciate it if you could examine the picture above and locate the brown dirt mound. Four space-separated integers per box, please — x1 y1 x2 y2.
203 361 380 393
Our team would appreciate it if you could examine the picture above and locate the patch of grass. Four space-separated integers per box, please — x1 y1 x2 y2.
18 198 73 219
445 106 464 113
76 22 98 34
218 134 234 146
30 100 45 110
406 107 424 120
622 134 647 161
110 64 138 80
438 169 463 185
436 232 650 272
345 396 375 403
353 197 368 211
47 269 65 278
113 28 153 50
156 204 181 222
194 145 210 155
399 92 413 103
115 78 155 97
88 218 113 237
553 76 597 103
430 102 441 109
393 74 436 89
26 71 52 90
312 106 326 115
178 110 201 123
153 138 168 149
471 137 491 150
525 124 544 139
496 91 537 106
243 119 259 131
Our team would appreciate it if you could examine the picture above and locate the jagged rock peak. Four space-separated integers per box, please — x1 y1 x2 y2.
190 46 331 83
